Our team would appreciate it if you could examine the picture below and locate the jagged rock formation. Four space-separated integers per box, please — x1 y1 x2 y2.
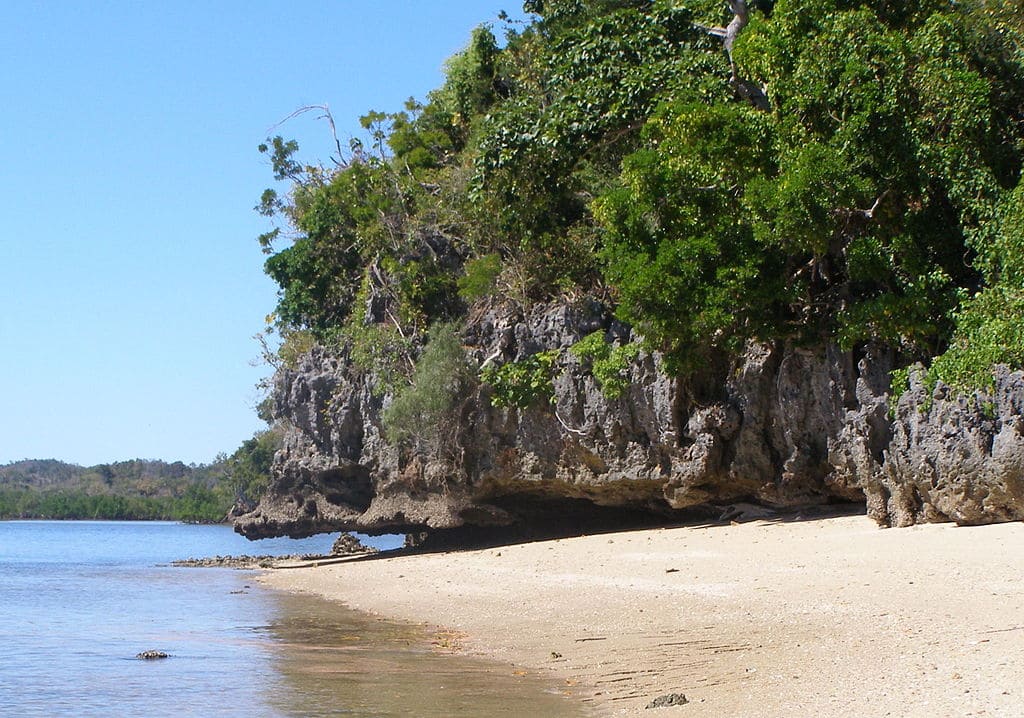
875 367 1024 526
234 300 1024 540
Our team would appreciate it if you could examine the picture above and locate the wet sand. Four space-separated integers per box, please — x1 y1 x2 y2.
262 590 587 717
262 515 1024 716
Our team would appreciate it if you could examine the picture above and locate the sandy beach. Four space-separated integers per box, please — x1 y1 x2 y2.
261 514 1024 717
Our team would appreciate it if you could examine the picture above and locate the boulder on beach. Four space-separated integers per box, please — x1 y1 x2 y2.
331 532 378 556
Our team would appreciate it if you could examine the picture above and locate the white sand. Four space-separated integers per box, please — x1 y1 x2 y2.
261 515 1024 717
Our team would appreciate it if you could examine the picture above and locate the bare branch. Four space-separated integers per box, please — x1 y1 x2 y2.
859 190 891 220
554 410 587 437
723 0 750 59
832 190 892 224
267 104 346 167
694 23 728 39
479 348 503 370
695 0 769 110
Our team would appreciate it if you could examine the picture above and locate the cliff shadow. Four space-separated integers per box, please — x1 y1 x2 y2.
276 498 868 567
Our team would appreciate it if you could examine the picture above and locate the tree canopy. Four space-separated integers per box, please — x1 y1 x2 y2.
256 0 1024 394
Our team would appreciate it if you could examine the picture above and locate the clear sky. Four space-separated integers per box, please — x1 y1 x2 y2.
0 1 526 467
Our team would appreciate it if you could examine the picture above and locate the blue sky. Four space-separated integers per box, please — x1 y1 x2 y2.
0 1 526 466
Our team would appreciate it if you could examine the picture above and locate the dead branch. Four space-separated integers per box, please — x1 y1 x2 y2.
695 1 769 110
858 190 891 220
479 348 503 370
554 409 587 437
268 104 346 167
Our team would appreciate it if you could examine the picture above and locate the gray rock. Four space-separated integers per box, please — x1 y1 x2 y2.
331 532 378 556
233 298 1024 540
646 693 689 708
874 365 1024 526
171 554 315 568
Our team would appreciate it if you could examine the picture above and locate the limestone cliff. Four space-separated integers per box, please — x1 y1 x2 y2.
877 367 1024 526
233 299 1024 539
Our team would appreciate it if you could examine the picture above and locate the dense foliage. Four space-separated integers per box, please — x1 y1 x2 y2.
256 0 1024 403
223 430 281 512
570 332 641 397
481 349 562 407
0 487 225 523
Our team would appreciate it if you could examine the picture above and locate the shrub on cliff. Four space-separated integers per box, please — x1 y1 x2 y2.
383 323 475 452
480 349 561 408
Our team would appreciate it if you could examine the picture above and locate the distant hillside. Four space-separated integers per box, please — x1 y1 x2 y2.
0 446 274 523
1 458 220 495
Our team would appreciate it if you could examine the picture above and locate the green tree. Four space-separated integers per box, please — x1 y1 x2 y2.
226 430 282 510
600 0 1023 376
251 0 1024 406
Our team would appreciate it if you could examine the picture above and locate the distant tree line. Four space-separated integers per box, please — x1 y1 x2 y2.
0 432 280 522
0 485 225 523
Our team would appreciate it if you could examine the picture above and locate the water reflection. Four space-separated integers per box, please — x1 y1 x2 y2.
262 591 589 717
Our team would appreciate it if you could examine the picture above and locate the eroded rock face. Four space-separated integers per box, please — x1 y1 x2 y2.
233 299 1024 539
666 342 890 511
872 366 1024 526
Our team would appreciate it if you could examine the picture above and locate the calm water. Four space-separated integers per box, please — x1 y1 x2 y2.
0 521 586 717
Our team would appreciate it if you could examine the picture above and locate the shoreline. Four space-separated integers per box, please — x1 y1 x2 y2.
261 515 1024 717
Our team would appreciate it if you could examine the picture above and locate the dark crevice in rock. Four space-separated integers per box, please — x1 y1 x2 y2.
671 377 692 449
319 466 374 512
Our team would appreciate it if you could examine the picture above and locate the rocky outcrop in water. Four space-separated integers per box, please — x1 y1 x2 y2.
173 554 310 568
233 299 1024 540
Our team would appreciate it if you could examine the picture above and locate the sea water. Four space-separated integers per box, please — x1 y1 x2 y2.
0 521 586 717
